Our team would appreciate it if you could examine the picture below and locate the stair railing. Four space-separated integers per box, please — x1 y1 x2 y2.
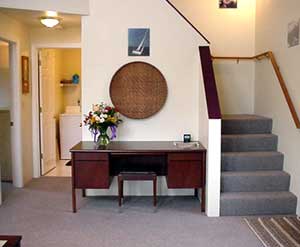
212 51 300 129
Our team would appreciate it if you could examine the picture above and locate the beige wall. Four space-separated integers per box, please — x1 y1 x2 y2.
255 0 300 214
0 11 32 185
0 44 10 108
170 0 256 56
61 49 81 110
30 28 81 45
170 0 256 114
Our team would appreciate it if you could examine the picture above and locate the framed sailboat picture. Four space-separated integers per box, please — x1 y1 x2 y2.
128 28 150 56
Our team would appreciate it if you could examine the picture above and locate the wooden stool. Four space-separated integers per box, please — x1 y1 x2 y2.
118 172 157 207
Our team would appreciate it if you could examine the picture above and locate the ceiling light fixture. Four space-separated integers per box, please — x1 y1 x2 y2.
40 16 60 28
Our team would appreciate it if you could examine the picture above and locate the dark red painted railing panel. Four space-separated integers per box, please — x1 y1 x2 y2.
199 46 221 119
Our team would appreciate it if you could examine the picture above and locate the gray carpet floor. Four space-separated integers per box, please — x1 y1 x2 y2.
0 177 262 247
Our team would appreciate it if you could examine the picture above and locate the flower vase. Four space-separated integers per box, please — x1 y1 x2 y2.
96 128 110 147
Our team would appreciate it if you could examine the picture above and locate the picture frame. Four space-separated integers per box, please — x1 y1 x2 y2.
219 0 237 9
288 20 300 48
21 56 29 94
128 28 150 56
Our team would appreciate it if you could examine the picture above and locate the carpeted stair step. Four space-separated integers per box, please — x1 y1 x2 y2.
222 152 284 172
220 191 297 216
221 171 290 192
222 134 278 152
222 115 272 134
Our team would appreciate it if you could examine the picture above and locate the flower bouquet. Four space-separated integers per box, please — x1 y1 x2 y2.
84 102 122 146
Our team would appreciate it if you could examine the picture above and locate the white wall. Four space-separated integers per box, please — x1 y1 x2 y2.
0 11 31 186
0 0 89 15
255 0 300 214
82 0 215 206
82 0 208 142
170 0 256 114
0 44 10 108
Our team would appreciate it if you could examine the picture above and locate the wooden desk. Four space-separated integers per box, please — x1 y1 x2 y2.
0 236 22 247
70 141 206 213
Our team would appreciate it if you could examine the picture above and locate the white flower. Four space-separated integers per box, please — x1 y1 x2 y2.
103 114 108 118
100 114 104 118
100 118 105 123
93 104 100 112
95 116 101 122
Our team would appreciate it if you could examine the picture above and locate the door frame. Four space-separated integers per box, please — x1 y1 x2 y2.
0 37 23 187
31 43 81 178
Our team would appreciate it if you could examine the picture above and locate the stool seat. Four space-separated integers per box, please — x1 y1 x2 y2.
118 171 157 207
118 171 156 180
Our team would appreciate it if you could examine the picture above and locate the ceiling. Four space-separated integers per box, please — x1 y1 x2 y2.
0 8 81 29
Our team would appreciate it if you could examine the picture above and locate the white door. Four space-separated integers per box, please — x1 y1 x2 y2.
39 50 56 175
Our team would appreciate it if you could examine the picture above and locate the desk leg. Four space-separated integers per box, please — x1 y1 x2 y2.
201 188 205 212
71 155 77 213
201 152 206 213
118 176 122 207
153 176 157 207
194 188 198 198
72 187 77 213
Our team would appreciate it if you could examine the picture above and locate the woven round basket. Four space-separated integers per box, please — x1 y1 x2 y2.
110 62 168 119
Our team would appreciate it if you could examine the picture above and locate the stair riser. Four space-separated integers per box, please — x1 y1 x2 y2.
222 119 272 135
220 196 297 216
222 154 284 172
221 174 290 192
222 136 278 152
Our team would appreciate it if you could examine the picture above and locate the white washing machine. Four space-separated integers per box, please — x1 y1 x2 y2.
60 113 82 160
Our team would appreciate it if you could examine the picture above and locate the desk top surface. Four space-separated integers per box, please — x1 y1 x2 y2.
70 141 206 153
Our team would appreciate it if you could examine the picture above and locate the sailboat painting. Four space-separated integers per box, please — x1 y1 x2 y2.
128 28 150 56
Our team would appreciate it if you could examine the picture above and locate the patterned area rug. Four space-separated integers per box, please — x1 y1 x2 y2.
245 217 300 247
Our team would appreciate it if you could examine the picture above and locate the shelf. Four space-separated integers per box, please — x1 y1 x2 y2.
60 80 79 87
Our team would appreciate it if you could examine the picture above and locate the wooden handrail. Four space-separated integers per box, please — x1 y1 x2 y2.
212 51 300 129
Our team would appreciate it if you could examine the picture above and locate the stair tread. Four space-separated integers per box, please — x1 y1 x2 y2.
220 191 297 216
222 171 289 177
222 151 283 157
221 191 297 200
222 114 272 121
222 134 277 138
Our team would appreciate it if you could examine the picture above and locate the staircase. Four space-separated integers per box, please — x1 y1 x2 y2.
220 115 297 216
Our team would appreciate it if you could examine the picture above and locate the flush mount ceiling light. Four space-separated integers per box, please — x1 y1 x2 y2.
40 16 60 28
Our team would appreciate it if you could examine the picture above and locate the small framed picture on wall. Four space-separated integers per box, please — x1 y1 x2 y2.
288 20 300 48
219 0 237 8
21 56 29 94
128 28 150 56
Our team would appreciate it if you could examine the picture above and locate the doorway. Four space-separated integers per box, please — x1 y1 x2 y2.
0 40 12 185
38 48 82 177
0 37 24 199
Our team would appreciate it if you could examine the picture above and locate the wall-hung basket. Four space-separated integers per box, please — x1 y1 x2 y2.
110 62 168 119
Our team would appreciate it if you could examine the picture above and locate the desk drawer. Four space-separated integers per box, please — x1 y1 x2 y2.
168 153 202 161
74 153 108 161
74 160 110 189
167 160 202 188
167 153 204 188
